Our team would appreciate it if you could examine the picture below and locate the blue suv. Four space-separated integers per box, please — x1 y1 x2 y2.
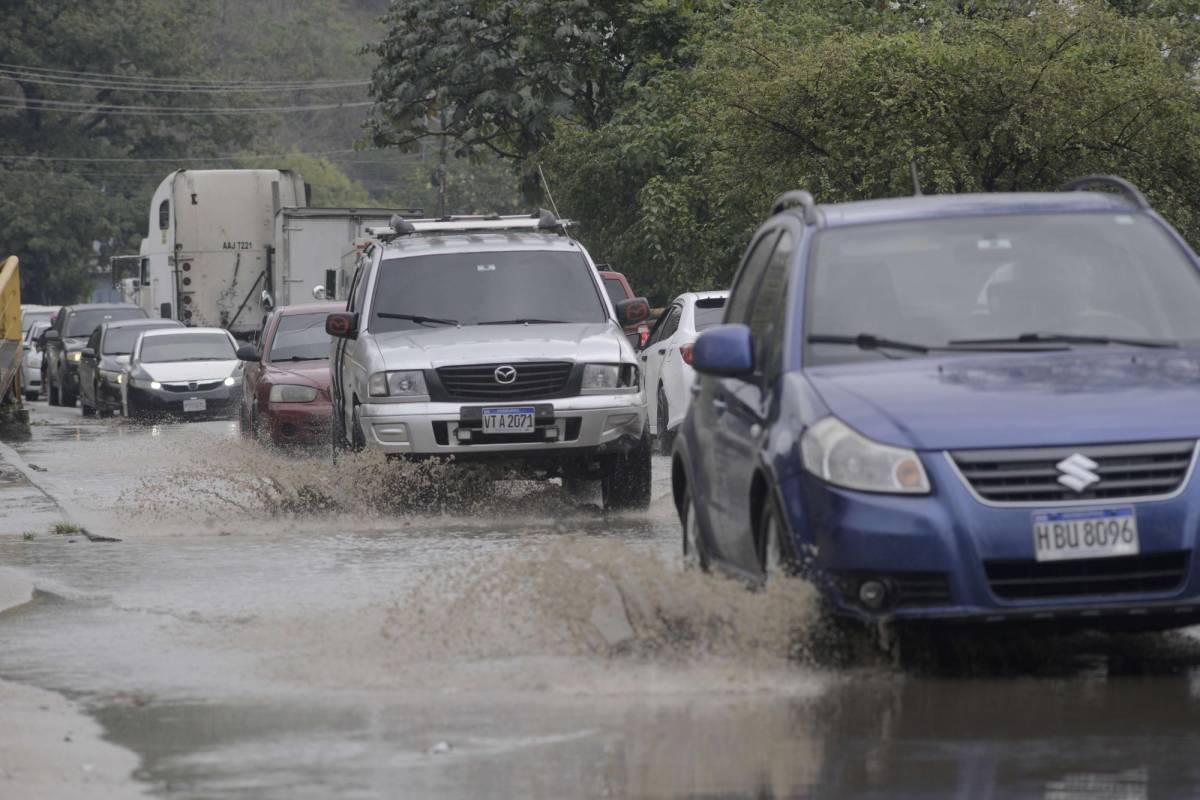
672 176 1200 630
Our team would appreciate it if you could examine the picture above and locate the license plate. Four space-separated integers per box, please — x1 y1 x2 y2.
182 398 207 413
482 406 535 433
1032 507 1139 562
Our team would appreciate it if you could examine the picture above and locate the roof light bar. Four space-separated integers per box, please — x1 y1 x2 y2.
365 209 573 241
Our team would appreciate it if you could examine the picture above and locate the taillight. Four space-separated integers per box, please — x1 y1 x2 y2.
638 324 650 349
680 344 694 365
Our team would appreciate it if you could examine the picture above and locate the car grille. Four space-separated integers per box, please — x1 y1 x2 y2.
161 380 223 393
950 440 1196 505
985 551 1190 600
434 362 575 401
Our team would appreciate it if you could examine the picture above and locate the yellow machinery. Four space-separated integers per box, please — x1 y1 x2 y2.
0 256 24 412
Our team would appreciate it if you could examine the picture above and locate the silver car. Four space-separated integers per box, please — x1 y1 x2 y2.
121 327 244 420
20 320 50 401
327 212 654 510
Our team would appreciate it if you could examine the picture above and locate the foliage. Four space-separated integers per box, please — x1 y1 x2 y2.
543 0 1200 304
365 0 706 163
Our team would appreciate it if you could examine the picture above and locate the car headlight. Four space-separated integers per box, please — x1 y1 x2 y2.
224 376 239 386
150 380 161 390
67 351 82 362
801 417 930 494
581 363 639 394
269 384 318 403
100 369 124 384
368 370 428 399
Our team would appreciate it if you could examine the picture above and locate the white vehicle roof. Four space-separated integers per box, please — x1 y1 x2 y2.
378 231 589 259
138 326 233 340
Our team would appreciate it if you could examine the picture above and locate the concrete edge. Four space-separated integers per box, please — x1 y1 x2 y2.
0 438 121 542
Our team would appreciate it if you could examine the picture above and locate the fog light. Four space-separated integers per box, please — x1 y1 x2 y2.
373 423 409 443
542 427 560 441
858 580 888 610
455 427 473 443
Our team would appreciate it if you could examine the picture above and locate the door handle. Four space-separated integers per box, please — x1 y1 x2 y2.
690 384 701 397
711 397 727 415
640 354 647 362
657 348 666 355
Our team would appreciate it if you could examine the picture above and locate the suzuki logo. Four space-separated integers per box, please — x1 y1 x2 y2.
1056 453 1101 493
493 365 517 385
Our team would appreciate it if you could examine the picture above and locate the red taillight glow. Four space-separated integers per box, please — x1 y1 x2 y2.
680 344 694 365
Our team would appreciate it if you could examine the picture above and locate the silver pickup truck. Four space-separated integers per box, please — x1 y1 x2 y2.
326 212 654 510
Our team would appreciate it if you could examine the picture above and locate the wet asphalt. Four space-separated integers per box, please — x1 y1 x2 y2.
2 402 1200 799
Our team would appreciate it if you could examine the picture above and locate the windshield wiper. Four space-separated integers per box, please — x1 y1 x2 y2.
478 318 566 325
948 332 1176 349
377 312 460 327
808 333 931 354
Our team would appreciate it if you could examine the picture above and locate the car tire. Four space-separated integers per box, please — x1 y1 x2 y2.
331 402 349 460
47 370 60 406
758 493 798 582
350 402 366 452
59 371 77 406
681 486 709 572
80 393 96 417
239 403 253 438
601 430 652 511
656 386 674 456
24 389 38 402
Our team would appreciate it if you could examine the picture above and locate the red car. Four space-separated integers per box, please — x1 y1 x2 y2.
237 302 342 446
599 269 652 349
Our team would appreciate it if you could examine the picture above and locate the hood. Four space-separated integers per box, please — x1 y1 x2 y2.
64 337 87 351
264 361 331 389
140 360 239 383
806 349 1200 450
371 323 625 369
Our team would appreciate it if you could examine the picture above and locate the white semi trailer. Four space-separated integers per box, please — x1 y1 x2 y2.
137 169 308 337
272 206 420 305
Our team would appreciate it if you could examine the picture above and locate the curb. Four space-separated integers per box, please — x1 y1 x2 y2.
0 438 121 543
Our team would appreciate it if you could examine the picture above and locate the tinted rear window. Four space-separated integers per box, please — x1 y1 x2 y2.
603 278 628 303
269 313 330 362
66 307 146 338
140 333 234 363
103 324 180 355
694 298 726 332
372 251 606 331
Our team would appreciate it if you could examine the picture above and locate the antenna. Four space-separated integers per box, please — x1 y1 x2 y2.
537 163 563 219
910 162 923 196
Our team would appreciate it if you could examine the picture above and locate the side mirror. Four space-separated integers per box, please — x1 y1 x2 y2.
326 312 358 339
43 329 61 342
692 324 755 378
614 297 651 329
81 348 96 360
236 344 260 362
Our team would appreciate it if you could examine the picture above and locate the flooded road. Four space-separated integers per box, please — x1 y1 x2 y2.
3 403 1200 798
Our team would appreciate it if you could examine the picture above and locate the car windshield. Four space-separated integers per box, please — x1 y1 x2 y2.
66 307 145 338
103 324 178 355
694 298 726 332
22 311 52 334
804 212 1200 365
269 312 330 361
139 333 234 363
603 278 627 303
371 250 606 331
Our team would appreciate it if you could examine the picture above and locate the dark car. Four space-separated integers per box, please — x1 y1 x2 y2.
600 269 652 349
674 176 1200 633
122 327 243 420
43 303 148 406
77 318 184 417
238 302 339 446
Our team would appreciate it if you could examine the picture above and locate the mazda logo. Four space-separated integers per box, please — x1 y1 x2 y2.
1056 453 1101 493
188 382 198 390
494 365 518 385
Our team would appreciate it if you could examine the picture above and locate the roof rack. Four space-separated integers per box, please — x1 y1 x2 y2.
1060 175 1149 209
365 209 573 242
770 190 821 224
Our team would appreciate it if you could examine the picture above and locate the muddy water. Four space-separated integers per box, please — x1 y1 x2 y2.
3 405 1200 798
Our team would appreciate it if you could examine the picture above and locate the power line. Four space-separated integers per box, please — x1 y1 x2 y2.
0 71 369 94
0 62 370 89
0 95 372 115
0 149 431 163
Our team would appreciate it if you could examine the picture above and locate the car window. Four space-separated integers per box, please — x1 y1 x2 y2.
658 306 683 343
805 212 1200 365
747 231 794 382
64 307 146 338
102 324 180 355
139 333 235 363
725 230 780 325
349 261 370 313
693 298 727 332
21 311 52 334
269 313 331 362
371 250 606 331
603 278 628 303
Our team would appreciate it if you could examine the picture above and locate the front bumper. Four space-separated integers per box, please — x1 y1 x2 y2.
783 453 1200 628
127 383 241 418
20 362 41 389
261 401 332 445
358 393 646 459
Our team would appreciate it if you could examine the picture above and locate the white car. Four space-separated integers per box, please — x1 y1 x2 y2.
120 327 243 420
641 290 729 453
21 321 50 401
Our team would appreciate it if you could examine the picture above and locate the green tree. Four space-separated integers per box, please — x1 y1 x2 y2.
544 0 1200 303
